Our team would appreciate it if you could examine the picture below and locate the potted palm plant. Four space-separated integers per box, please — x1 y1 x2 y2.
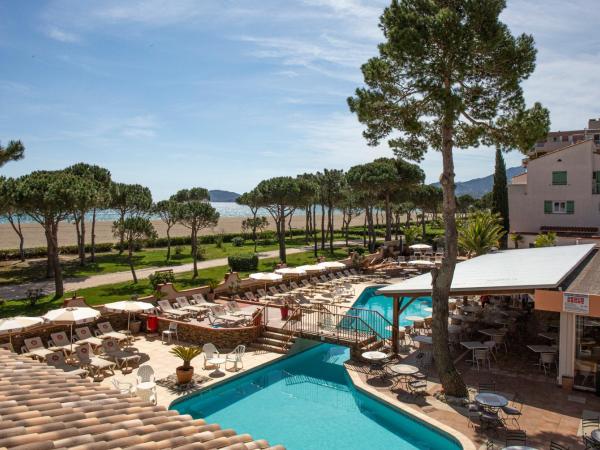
169 345 202 385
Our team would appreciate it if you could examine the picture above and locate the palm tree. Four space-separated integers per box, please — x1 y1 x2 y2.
534 232 556 248
458 212 506 257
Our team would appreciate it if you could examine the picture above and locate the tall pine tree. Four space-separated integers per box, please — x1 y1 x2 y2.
492 148 509 248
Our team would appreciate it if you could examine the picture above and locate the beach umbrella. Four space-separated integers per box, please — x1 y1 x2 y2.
296 264 325 273
43 307 100 354
0 316 44 349
409 243 432 251
275 267 307 276
408 259 436 267
317 261 346 269
250 272 283 291
104 300 154 332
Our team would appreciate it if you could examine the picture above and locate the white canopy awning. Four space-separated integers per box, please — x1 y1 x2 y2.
379 244 596 297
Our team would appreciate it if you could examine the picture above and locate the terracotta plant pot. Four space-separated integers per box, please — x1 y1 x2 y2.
561 376 574 392
176 366 194 385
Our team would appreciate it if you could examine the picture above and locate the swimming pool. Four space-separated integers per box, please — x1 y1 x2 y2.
172 343 461 450
351 285 432 337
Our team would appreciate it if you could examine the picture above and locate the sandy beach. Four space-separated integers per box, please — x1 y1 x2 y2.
0 214 366 250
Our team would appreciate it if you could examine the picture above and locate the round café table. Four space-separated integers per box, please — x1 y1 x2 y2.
591 429 600 443
362 351 388 378
207 357 226 376
475 393 508 409
388 363 419 388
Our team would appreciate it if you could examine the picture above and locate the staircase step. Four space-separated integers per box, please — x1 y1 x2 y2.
262 331 293 341
256 337 294 347
253 344 288 354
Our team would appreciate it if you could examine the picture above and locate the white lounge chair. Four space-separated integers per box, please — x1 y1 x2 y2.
175 296 208 315
157 300 191 320
22 337 53 360
49 331 74 353
101 339 140 370
226 345 245 371
47 351 87 378
75 343 116 378
75 326 104 349
96 322 129 342
202 343 220 369
208 305 244 326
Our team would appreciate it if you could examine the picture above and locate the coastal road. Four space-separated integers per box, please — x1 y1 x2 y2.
0 242 356 300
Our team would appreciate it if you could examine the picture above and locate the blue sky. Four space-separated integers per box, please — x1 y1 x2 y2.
1 0 599 200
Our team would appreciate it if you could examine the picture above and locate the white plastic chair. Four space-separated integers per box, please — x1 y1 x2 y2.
473 348 491 371
202 343 219 369
539 352 556 376
135 365 157 405
112 378 134 397
226 345 246 371
162 322 178 344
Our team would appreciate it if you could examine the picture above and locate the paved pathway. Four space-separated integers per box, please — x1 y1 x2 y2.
0 241 357 300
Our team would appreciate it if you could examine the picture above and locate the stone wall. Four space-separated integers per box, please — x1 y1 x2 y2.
155 317 261 351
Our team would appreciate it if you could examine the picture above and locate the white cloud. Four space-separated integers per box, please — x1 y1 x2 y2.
46 26 80 43
120 115 158 139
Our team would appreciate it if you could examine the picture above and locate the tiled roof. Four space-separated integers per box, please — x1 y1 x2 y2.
0 349 285 450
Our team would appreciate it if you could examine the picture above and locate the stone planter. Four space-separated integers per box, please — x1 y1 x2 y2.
562 375 574 392
176 366 194 385
129 320 142 334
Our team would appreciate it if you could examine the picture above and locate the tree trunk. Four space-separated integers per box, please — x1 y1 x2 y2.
384 194 392 241
421 210 426 238
431 118 468 398
166 225 172 260
366 206 375 253
320 205 325 250
128 240 138 283
47 222 63 298
362 214 367 247
342 209 348 246
278 208 287 263
7 215 25 261
192 230 198 278
91 208 97 262
328 206 334 254
305 208 311 244
80 216 86 266
45 229 54 278
118 211 125 254
74 218 82 265
312 205 318 257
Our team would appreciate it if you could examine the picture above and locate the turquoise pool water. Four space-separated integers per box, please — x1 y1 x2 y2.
171 288 454 449
352 285 432 337
172 343 460 450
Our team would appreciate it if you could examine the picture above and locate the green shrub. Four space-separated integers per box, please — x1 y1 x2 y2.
174 245 184 256
228 254 259 271
148 270 175 290
215 234 224 249
0 242 114 261
231 236 244 247
195 246 206 261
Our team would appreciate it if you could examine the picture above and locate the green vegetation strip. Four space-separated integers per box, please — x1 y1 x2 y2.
0 249 348 318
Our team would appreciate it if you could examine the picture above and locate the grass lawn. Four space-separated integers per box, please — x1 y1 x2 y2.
0 248 349 318
0 234 355 286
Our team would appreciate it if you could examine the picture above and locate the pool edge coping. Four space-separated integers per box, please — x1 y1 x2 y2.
345 367 476 450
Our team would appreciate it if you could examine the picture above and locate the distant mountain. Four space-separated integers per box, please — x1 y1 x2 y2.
209 190 240 202
432 166 525 198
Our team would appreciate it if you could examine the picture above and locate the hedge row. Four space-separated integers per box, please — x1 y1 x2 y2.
228 254 259 271
0 242 114 260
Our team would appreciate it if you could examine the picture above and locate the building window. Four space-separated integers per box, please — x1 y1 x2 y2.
594 171 600 194
545 200 575 214
552 171 568 185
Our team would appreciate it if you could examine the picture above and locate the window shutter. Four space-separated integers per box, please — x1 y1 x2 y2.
544 201 552 214
552 171 567 185
566 201 575 214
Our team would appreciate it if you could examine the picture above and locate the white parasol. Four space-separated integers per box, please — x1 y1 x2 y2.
296 264 325 273
43 307 100 354
409 243 432 251
0 316 44 348
250 272 283 290
104 300 154 332
317 261 346 269
407 259 436 267
275 267 307 276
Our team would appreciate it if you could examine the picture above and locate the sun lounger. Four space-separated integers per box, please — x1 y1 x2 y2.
75 343 116 378
268 286 280 296
175 296 209 315
75 326 104 349
244 291 258 302
0 342 14 352
49 331 74 353
226 301 253 318
157 300 191 320
23 337 53 360
208 305 245 326
289 281 300 290
319 275 329 283
47 351 87 378
96 322 130 342
191 292 208 303
101 339 140 370
278 284 290 293
257 288 268 297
